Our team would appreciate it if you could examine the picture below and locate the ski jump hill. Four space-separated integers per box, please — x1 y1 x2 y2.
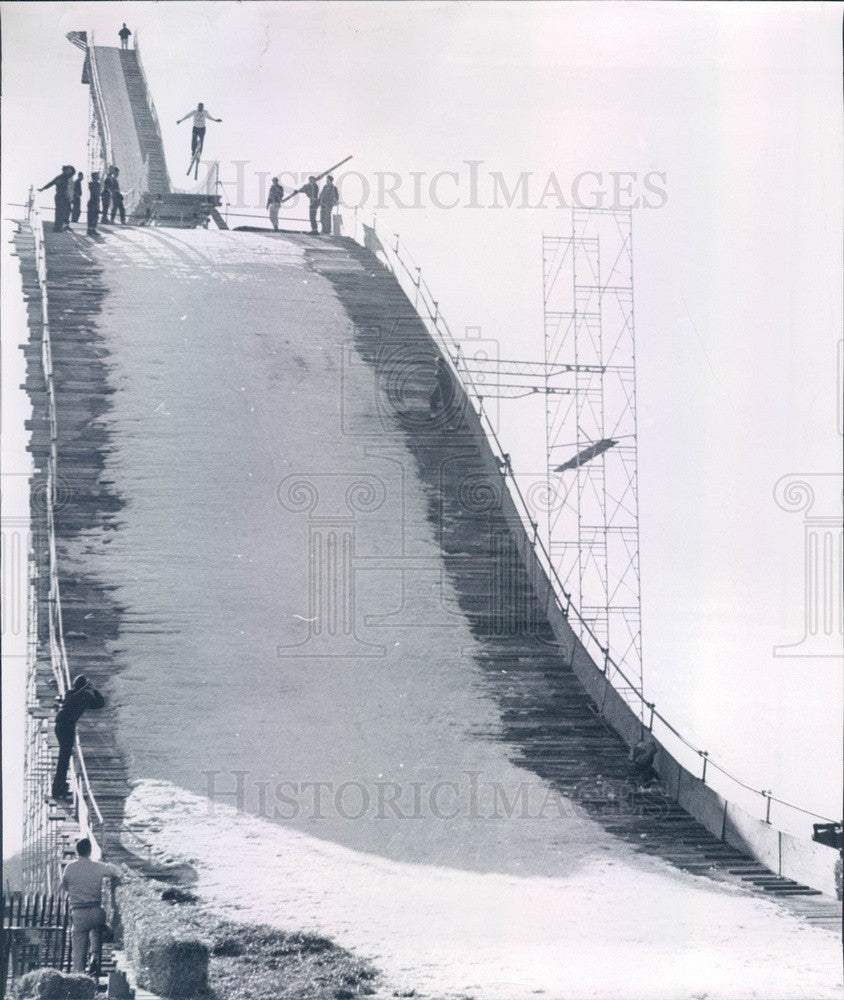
12 219 842 978
7 29 841 1000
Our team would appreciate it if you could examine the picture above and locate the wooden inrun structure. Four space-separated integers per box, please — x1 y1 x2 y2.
74 30 222 228
9 197 133 988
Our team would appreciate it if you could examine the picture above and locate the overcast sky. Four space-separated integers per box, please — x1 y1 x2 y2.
2 2 842 855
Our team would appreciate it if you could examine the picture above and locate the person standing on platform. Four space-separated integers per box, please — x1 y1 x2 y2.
266 177 284 231
71 171 83 223
109 167 126 224
61 837 120 977
51 674 105 801
118 23 131 49
297 175 320 235
87 172 101 235
62 167 76 228
319 175 339 235
38 164 75 232
100 166 114 223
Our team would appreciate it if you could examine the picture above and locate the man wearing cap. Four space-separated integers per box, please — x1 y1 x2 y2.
61 837 120 976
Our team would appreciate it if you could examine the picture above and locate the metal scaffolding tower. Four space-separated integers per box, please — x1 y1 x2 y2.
86 88 105 180
543 207 643 710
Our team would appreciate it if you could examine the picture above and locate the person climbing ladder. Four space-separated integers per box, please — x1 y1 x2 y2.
51 675 105 802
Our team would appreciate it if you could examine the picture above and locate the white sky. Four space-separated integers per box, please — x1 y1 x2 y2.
2 1 842 856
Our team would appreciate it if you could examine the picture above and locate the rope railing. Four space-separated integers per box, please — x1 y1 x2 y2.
370 221 839 830
25 190 106 855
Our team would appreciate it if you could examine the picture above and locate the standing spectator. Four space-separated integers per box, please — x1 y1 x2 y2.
109 167 126 224
118 23 131 49
38 165 75 232
61 166 76 228
87 172 101 235
429 356 454 415
61 837 120 977
100 167 114 223
319 175 339 235
51 674 105 801
71 171 83 223
297 175 320 235
266 177 284 231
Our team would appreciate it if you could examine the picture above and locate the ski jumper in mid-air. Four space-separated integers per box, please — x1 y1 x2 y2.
177 103 222 157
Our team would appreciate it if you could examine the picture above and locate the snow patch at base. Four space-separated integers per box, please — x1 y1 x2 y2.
124 780 841 1000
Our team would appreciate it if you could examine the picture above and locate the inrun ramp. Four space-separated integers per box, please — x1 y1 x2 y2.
76 33 219 226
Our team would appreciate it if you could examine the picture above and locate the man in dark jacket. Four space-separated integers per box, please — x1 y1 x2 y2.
297 175 320 235
629 736 658 787
318 175 339 235
429 356 454 416
39 165 75 231
266 177 284 231
71 172 84 223
109 167 125 224
51 675 105 801
101 167 114 223
87 173 101 235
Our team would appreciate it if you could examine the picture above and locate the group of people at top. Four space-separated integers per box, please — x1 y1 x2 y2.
266 174 340 235
38 165 126 235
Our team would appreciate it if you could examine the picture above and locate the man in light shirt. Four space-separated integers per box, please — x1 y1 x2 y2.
61 837 120 976
177 102 222 156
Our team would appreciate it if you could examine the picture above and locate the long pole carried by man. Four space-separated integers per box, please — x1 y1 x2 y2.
284 155 352 204
287 155 351 236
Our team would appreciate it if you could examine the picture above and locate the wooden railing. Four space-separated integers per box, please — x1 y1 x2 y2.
25 191 106 857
